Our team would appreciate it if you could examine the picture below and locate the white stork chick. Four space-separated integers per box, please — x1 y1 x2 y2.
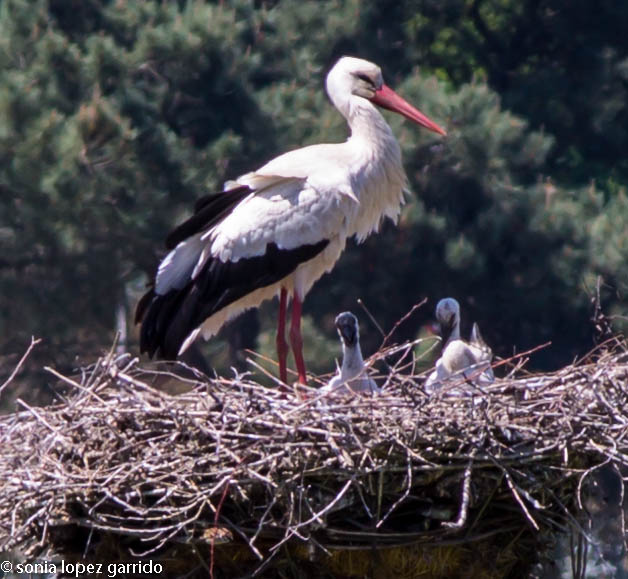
323 312 379 395
136 56 446 384
426 298 494 393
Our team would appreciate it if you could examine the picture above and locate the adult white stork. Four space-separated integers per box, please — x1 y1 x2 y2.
136 56 446 384
426 298 494 392
323 312 379 395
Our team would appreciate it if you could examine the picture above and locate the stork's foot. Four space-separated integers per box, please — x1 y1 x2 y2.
292 380 311 402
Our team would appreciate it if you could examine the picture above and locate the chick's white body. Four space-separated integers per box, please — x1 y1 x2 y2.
426 298 494 393
323 312 379 395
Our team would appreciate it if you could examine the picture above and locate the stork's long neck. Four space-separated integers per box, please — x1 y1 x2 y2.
341 340 365 379
442 317 461 347
351 100 396 143
328 89 406 241
450 318 461 341
328 88 399 154
345 98 400 157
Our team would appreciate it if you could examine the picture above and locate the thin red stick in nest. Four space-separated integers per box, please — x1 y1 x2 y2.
210 479 231 579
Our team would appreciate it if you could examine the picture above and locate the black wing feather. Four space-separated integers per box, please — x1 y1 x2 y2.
165 185 252 250
137 240 329 359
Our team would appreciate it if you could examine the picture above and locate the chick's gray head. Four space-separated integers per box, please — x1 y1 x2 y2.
435 297 460 344
335 311 359 347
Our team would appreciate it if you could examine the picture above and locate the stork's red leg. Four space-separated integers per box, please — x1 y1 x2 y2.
289 294 307 384
276 287 289 383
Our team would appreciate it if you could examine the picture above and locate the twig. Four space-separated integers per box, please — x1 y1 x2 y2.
442 449 476 529
357 298 386 339
381 299 427 347
0 337 42 396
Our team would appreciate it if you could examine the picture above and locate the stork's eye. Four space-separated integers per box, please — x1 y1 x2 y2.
355 73 375 86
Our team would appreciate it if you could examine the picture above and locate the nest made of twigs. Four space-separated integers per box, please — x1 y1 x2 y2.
1 338 627 578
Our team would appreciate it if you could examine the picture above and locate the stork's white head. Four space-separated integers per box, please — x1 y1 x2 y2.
326 57 384 103
326 56 446 135
435 297 461 344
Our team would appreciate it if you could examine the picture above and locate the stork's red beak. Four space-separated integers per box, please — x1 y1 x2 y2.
372 84 447 136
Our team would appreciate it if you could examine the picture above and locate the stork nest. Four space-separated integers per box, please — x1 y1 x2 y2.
1 337 628 578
